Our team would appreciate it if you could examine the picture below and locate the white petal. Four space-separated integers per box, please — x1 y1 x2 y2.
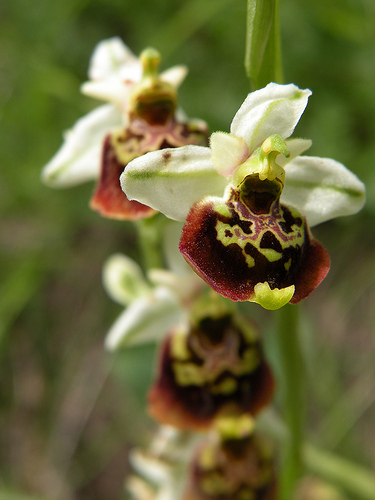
104 288 184 350
277 138 312 167
282 156 366 226
87 37 139 81
102 253 151 306
41 104 122 187
147 268 202 306
130 449 172 485
160 65 188 88
210 132 250 177
81 78 133 114
121 145 228 221
231 83 311 153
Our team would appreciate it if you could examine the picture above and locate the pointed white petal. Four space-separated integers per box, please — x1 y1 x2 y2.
231 83 311 153
277 138 312 167
80 78 133 115
104 287 184 350
130 449 172 485
87 37 139 81
210 132 250 177
160 65 188 88
282 156 366 226
102 253 151 306
121 145 228 221
41 104 122 187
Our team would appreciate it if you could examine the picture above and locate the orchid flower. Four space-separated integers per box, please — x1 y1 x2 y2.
121 83 366 309
148 297 274 431
41 38 208 219
42 37 188 187
183 416 277 500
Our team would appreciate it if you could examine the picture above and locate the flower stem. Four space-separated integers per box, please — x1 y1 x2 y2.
135 215 165 270
259 409 375 500
245 0 283 90
275 303 304 499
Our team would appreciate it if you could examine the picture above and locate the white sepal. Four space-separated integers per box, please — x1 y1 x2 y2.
87 37 140 81
231 83 311 153
282 156 366 226
41 104 122 187
121 145 228 221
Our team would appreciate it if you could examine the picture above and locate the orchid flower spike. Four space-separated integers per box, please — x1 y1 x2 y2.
121 83 366 310
41 38 208 220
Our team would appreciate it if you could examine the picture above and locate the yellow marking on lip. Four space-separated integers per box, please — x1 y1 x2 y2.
258 247 282 262
210 377 237 394
170 327 190 360
172 361 204 386
284 258 292 271
215 220 255 268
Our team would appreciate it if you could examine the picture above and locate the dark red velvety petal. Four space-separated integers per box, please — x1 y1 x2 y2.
179 194 330 304
90 134 156 220
290 236 330 303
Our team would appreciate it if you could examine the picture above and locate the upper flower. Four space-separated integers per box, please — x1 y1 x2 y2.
41 37 190 188
121 83 366 309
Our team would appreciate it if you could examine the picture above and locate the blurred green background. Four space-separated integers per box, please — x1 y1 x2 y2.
1 0 375 498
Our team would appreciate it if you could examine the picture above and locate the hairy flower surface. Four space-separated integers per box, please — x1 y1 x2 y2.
41 38 208 219
121 83 365 308
148 306 274 431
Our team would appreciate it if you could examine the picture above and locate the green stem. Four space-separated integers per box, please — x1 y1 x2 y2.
259 409 375 500
275 304 304 499
304 444 375 499
245 0 283 90
135 215 165 270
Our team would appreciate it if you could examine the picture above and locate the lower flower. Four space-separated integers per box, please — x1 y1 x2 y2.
182 427 277 499
148 310 274 431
